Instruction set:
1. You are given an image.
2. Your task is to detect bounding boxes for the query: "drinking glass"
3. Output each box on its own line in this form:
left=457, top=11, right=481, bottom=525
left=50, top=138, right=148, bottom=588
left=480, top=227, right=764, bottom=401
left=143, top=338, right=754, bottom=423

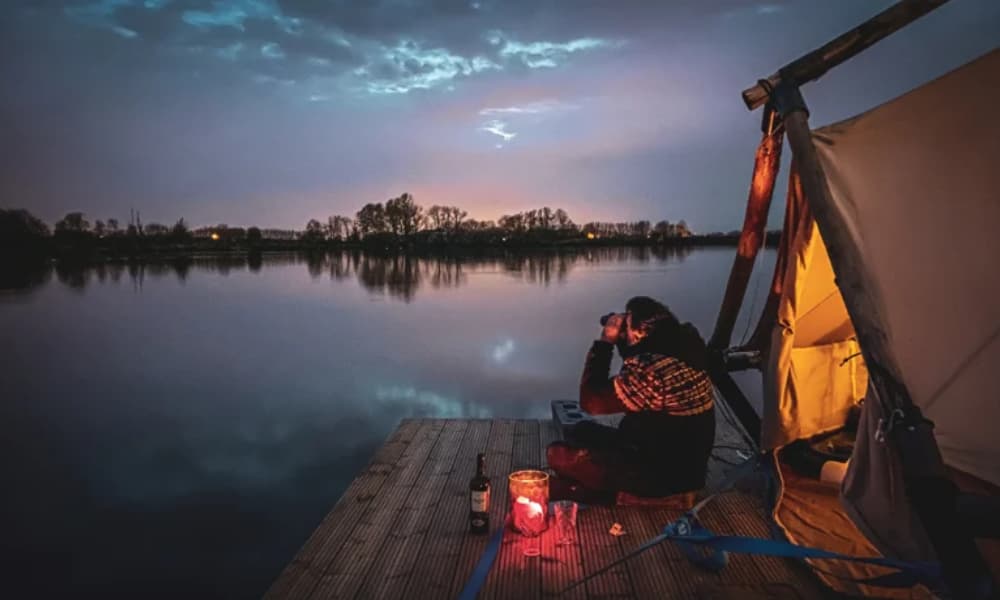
left=554, top=500, right=578, bottom=546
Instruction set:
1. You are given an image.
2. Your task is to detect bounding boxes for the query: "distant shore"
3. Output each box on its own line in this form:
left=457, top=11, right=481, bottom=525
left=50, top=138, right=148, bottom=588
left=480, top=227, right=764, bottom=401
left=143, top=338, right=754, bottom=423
left=8, top=232, right=777, bottom=263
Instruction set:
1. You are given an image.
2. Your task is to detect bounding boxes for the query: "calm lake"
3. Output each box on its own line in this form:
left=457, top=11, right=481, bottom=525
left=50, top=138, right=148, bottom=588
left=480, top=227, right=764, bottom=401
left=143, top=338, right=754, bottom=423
left=0, top=246, right=773, bottom=598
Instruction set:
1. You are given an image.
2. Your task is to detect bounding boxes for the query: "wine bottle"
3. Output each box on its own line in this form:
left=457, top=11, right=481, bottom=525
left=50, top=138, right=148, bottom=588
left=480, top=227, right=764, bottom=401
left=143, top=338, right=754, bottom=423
left=469, top=453, right=490, bottom=534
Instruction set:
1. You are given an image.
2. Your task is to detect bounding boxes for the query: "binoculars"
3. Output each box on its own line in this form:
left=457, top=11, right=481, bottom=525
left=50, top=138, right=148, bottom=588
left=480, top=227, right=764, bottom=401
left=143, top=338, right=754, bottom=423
left=600, top=312, right=621, bottom=327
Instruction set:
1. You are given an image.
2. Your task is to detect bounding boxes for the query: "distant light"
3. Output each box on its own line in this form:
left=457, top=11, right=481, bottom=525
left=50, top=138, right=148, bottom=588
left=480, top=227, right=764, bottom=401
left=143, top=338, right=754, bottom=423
left=211, top=232, right=220, bottom=241
left=586, top=232, right=596, bottom=240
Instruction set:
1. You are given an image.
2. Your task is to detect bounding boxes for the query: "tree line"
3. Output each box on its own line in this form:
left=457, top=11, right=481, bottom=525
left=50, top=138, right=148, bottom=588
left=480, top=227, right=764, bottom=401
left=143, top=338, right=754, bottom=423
left=2, top=193, right=706, bottom=257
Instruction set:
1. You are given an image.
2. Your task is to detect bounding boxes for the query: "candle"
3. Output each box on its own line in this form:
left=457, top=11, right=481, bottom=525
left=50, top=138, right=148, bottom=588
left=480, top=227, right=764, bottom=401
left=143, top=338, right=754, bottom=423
left=508, top=469, right=549, bottom=535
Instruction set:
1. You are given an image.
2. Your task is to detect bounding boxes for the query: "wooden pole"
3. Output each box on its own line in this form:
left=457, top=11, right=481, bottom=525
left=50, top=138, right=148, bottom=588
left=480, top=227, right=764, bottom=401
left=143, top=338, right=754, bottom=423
left=776, top=83, right=993, bottom=599
left=709, top=108, right=783, bottom=351
left=741, top=0, right=950, bottom=111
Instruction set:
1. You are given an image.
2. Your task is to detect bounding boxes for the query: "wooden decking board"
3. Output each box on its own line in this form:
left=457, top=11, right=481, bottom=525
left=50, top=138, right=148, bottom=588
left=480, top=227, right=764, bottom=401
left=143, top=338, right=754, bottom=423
left=538, top=421, right=586, bottom=600
left=576, top=505, right=636, bottom=598
left=490, top=420, right=544, bottom=600
left=268, top=418, right=830, bottom=599
left=309, top=419, right=447, bottom=598
left=612, top=506, right=685, bottom=599
left=482, top=421, right=541, bottom=600
left=450, top=419, right=517, bottom=599
left=264, top=418, right=422, bottom=599
left=401, top=419, right=493, bottom=599
left=355, top=419, right=470, bottom=599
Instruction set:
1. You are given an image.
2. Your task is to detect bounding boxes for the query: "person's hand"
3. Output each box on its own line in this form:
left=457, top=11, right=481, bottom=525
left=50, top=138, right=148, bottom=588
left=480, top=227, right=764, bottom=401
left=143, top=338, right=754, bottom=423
left=600, top=313, right=625, bottom=344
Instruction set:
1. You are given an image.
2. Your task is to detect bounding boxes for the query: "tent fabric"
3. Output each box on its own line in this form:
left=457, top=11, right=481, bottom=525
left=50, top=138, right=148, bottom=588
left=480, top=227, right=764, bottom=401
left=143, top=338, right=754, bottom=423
left=761, top=167, right=868, bottom=451
left=773, top=460, right=934, bottom=599
left=812, top=47, right=1000, bottom=487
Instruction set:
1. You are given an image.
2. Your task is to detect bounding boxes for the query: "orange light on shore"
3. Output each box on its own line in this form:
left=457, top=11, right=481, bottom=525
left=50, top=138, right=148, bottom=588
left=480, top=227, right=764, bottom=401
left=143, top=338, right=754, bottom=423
left=586, top=232, right=596, bottom=240
left=210, top=232, right=220, bottom=241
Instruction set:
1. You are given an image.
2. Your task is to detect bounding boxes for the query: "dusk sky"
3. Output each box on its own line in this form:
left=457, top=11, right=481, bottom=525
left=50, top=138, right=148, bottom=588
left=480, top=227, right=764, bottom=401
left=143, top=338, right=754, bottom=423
left=3, top=1, right=998, bottom=231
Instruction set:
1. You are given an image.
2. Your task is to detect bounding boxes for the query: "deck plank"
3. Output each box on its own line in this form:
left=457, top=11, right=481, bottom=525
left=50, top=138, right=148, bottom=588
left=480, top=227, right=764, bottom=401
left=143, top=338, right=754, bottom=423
left=539, top=421, right=586, bottom=600
left=449, top=419, right=517, bottom=598
left=267, top=418, right=834, bottom=600
left=354, top=419, right=470, bottom=599
left=307, top=418, right=446, bottom=598
left=401, top=419, right=493, bottom=599
left=264, top=418, right=423, bottom=599
left=577, top=505, right=635, bottom=599
left=486, top=420, right=543, bottom=600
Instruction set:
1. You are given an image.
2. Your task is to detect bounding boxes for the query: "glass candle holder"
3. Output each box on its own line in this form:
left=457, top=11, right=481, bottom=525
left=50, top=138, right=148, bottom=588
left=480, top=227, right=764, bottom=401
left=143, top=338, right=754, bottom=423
left=508, top=470, right=549, bottom=536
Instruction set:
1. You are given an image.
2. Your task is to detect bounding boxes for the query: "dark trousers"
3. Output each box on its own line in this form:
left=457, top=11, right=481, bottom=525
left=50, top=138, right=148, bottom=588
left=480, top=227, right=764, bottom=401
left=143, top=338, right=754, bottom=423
left=547, top=411, right=714, bottom=498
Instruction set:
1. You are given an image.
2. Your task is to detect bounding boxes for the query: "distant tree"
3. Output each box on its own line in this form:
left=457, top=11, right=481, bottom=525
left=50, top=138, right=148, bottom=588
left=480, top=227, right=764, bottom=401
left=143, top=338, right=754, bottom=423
left=246, top=227, right=262, bottom=244
left=356, top=203, right=387, bottom=236
left=107, top=218, right=120, bottom=234
left=0, top=208, right=50, bottom=250
left=676, top=220, right=692, bottom=237
left=54, top=212, right=90, bottom=234
left=445, top=206, right=467, bottom=231
left=303, top=219, right=326, bottom=242
left=326, top=215, right=352, bottom=241
left=171, top=218, right=190, bottom=240
left=94, top=219, right=106, bottom=237
left=426, top=205, right=445, bottom=230
left=385, top=193, right=422, bottom=235
left=554, top=208, right=574, bottom=230
left=144, top=223, right=169, bottom=236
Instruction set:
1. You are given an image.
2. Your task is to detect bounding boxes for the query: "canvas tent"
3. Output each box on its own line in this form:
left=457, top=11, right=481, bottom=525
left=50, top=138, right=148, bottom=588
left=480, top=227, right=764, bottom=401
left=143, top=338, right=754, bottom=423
left=709, top=6, right=999, bottom=596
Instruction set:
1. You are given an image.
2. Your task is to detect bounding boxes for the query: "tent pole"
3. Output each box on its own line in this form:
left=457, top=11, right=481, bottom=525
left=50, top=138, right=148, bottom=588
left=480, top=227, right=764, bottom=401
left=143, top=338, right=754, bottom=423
left=742, top=0, right=951, bottom=110
left=709, top=106, right=783, bottom=352
left=773, top=81, right=994, bottom=599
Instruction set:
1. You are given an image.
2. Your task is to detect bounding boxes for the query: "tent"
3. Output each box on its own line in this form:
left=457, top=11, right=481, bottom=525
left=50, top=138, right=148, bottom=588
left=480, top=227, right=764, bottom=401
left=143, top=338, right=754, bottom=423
left=709, top=3, right=1000, bottom=597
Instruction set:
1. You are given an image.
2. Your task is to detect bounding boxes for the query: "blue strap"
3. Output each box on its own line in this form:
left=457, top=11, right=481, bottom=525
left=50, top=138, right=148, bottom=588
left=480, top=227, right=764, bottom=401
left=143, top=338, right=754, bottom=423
left=457, top=525, right=505, bottom=600
left=660, top=513, right=943, bottom=589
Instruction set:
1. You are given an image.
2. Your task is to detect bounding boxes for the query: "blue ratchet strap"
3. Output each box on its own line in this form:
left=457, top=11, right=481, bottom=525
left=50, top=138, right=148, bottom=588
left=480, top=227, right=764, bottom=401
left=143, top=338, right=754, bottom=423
left=457, top=524, right=505, bottom=600
left=660, top=489, right=943, bottom=590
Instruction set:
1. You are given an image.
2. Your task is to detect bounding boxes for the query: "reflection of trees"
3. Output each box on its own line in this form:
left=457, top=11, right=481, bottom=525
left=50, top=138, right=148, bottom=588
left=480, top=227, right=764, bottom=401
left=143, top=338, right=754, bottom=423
left=0, top=258, right=52, bottom=293
left=0, top=246, right=696, bottom=298
left=357, top=254, right=421, bottom=302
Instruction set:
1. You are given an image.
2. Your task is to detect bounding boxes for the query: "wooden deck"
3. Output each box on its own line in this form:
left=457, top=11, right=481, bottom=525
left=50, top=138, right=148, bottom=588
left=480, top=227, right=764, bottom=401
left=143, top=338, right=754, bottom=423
left=266, top=414, right=831, bottom=599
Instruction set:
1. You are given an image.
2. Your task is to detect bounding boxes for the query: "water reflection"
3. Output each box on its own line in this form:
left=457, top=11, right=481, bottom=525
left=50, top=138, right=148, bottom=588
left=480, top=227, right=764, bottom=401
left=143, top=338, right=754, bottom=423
left=0, top=246, right=692, bottom=301
left=0, top=244, right=772, bottom=599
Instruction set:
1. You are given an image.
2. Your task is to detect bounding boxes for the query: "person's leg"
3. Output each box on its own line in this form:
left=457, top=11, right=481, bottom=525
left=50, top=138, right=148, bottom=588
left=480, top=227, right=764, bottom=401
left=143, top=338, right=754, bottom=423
left=564, top=420, right=628, bottom=451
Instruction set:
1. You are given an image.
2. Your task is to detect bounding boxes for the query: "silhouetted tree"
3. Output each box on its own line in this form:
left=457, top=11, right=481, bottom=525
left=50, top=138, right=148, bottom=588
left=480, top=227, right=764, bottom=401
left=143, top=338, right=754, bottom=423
left=303, top=219, right=325, bottom=242
left=326, top=215, right=352, bottom=241
left=246, top=227, right=262, bottom=245
left=356, top=202, right=387, bottom=236
left=55, top=212, right=90, bottom=234
left=107, top=218, right=120, bottom=234
left=385, top=193, right=422, bottom=235
left=171, top=218, right=191, bottom=240
left=144, top=223, right=169, bottom=236
left=0, top=208, right=50, bottom=251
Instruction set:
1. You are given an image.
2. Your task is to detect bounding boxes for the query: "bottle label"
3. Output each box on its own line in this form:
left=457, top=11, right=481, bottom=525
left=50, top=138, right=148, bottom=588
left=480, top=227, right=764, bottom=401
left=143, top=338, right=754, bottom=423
left=471, top=490, right=489, bottom=513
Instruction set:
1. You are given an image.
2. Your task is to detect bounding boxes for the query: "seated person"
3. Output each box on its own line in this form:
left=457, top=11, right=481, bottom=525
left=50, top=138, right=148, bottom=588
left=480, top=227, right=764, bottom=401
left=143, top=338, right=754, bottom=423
left=548, top=296, right=715, bottom=502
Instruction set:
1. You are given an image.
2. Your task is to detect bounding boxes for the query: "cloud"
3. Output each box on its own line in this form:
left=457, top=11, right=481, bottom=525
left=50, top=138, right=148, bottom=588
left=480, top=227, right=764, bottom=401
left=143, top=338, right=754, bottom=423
left=260, top=41, right=284, bottom=58
left=489, top=31, right=621, bottom=69
left=359, top=40, right=499, bottom=95
left=480, top=120, right=516, bottom=142
left=479, top=99, right=577, bottom=116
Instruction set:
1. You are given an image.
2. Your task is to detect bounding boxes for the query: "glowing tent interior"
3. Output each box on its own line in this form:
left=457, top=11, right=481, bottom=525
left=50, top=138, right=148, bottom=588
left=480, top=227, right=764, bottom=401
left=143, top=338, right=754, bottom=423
left=709, top=2, right=1000, bottom=597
